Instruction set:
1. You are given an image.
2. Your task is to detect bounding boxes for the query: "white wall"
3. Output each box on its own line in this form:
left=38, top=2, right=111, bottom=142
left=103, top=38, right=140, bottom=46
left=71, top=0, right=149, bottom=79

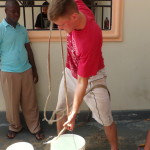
left=0, top=0, right=150, bottom=111
left=103, top=0, right=150, bottom=110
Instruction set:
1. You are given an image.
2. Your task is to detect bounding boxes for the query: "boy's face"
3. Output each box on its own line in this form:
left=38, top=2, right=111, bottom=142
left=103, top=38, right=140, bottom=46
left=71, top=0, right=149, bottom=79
left=54, top=15, right=76, bottom=33
left=5, top=5, right=20, bottom=24
left=42, top=6, right=48, bottom=14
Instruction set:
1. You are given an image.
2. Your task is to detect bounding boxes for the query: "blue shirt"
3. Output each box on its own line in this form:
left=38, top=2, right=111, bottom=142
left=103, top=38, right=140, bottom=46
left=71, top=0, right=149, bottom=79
left=0, top=19, right=31, bottom=72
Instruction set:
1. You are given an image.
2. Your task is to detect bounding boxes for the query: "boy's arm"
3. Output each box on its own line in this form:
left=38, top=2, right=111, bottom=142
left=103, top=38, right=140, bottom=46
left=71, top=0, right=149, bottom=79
left=25, top=43, right=38, bottom=83
left=63, top=75, right=88, bottom=130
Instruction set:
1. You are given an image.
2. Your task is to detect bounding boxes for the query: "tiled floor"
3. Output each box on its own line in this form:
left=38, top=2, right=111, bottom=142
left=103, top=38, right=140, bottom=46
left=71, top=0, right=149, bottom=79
left=0, top=111, right=150, bottom=150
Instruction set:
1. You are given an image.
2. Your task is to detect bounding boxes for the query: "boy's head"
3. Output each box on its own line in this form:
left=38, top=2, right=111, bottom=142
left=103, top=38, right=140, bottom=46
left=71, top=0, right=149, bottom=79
left=48, top=0, right=79, bottom=33
left=42, top=1, right=49, bottom=14
left=5, top=0, right=20, bottom=24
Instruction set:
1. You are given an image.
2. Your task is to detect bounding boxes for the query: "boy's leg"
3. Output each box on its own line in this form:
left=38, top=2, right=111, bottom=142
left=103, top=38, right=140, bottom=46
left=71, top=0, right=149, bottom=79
left=56, top=68, right=76, bottom=133
left=84, top=77, right=118, bottom=150
left=104, top=122, right=118, bottom=150
left=20, top=69, right=41, bottom=134
left=144, top=130, right=150, bottom=150
left=0, top=71, right=22, bottom=135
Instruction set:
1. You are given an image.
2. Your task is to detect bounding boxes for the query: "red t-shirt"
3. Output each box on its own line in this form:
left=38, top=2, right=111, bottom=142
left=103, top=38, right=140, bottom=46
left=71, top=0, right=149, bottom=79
left=66, top=0, right=104, bottom=78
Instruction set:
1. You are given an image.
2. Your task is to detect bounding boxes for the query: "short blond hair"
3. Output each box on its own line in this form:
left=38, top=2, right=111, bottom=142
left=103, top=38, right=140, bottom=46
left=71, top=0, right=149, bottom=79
left=48, top=0, right=79, bottom=21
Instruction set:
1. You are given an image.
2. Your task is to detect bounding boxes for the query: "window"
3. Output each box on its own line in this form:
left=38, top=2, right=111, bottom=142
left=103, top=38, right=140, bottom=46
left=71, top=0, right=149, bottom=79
left=0, top=0, right=54, bottom=30
left=29, top=0, right=124, bottom=42
left=0, top=0, right=123, bottom=42
left=83, top=0, right=112, bottom=30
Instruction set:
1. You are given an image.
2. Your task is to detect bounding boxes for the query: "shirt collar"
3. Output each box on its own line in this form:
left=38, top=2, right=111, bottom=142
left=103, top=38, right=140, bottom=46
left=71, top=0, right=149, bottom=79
left=2, top=19, right=20, bottom=28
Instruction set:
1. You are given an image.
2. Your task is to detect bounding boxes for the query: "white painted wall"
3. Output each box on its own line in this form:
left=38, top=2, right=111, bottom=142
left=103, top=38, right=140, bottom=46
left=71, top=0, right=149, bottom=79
left=103, top=0, right=150, bottom=110
left=0, top=0, right=150, bottom=111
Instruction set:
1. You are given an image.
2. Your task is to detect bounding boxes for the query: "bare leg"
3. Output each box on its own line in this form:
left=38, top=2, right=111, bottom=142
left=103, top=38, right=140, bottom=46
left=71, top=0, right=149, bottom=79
left=56, top=114, right=67, bottom=134
left=104, top=122, right=118, bottom=150
left=144, top=130, right=150, bottom=150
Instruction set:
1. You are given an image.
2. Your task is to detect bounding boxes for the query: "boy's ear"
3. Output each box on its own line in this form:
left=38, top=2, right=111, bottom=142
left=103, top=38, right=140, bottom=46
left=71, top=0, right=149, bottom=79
left=71, top=12, right=79, bottom=20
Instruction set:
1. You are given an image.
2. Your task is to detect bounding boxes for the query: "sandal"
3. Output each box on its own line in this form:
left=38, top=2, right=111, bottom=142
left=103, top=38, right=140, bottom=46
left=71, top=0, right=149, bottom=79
left=35, top=130, right=45, bottom=140
left=7, top=130, right=17, bottom=139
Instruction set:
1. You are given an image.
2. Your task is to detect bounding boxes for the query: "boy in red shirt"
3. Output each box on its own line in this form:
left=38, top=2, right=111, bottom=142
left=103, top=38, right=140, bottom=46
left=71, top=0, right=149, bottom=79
left=48, top=0, right=118, bottom=149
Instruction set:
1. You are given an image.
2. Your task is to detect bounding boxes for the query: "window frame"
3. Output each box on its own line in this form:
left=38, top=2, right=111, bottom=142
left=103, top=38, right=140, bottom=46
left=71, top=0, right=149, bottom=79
left=28, top=0, right=124, bottom=42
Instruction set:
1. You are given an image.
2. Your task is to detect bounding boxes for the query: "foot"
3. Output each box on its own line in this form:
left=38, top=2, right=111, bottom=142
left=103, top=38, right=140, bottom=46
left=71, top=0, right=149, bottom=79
left=35, top=130, right=45, bottom=140
left=7, top=130, right=17, bottom=139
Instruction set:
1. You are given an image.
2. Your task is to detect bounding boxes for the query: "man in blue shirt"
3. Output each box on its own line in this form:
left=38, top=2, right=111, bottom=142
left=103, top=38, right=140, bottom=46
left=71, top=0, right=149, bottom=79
left=0, top=0, right=44, bottom=140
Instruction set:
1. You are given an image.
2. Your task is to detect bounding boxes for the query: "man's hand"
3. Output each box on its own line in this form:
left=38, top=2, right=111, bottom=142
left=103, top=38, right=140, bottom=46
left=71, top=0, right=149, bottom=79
left=32, top=69, right=38, bottom=84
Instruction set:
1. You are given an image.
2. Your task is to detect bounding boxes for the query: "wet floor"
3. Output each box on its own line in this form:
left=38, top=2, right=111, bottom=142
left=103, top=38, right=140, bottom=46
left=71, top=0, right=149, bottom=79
left=0, top=111, right=150, bottom=150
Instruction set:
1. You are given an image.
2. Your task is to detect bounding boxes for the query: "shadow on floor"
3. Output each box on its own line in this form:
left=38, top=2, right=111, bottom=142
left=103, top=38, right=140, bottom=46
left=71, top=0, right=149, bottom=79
left=0, top=110, right=150, bottom=150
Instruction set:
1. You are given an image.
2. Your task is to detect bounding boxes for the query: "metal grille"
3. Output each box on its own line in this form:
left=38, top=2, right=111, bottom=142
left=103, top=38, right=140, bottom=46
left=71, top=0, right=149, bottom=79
left=0, top=0, right=112, bottom=30
left=83, top=0, right=112, bottom=30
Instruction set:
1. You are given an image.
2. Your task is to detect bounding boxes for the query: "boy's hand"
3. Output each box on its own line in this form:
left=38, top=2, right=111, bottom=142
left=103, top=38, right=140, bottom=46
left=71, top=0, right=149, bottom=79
left=63, top=112, right=77, bottom=131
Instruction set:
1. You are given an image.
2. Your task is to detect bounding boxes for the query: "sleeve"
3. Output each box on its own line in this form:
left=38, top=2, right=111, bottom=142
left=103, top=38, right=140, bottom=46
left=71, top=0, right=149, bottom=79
left=0, top=26, right=2, bottom=54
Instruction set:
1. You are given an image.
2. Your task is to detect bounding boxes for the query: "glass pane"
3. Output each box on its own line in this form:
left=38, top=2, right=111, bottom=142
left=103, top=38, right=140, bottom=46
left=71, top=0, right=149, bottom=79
left=0, top=0, right=112, bottom=30
left=84, top=0, right=112, bottom=30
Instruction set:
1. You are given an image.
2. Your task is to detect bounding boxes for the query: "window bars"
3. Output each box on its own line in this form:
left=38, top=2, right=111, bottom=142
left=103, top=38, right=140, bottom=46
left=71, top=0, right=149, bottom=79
left=0, top=0, right=112, bottom=30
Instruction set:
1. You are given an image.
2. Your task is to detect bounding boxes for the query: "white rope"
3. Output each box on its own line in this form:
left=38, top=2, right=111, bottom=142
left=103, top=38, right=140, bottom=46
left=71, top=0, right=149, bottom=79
left=43, top=23, right=69, bottom=125
left=42, top=21, right=53, bottom=123
left=59, top=29, right=70, bottom=117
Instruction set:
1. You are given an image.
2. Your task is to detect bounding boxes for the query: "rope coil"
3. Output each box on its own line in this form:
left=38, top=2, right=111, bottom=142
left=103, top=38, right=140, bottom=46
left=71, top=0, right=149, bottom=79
left=43, top=23, right=69, bottom=124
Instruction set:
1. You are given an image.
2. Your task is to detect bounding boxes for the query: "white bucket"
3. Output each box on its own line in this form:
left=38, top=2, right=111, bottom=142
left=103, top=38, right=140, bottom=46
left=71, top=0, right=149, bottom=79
left=50, top=134, right=86, bottom=150
left=6, top=142, right=34, bottom=150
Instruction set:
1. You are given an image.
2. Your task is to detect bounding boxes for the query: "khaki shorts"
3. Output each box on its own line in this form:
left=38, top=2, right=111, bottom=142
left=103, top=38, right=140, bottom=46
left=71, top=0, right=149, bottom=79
left=56, top=68, right=113, bottom=126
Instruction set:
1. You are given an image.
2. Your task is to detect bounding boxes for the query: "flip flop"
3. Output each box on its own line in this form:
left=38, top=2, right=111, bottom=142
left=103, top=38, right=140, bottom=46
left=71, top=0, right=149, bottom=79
left=7, top=130, right=17, bottom=139
left=35, top=129, right=45, bottom=140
